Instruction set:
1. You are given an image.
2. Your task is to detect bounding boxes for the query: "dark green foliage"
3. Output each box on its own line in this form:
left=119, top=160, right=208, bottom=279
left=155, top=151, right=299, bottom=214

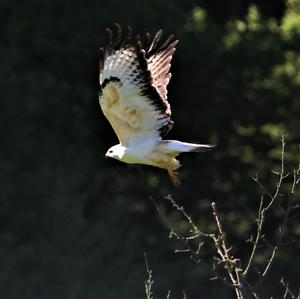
left=0, top=0, right=299, bottom=298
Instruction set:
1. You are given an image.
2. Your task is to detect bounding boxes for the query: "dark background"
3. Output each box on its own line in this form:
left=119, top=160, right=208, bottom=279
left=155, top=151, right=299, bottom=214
left=1, top=0, right=300, bottom=298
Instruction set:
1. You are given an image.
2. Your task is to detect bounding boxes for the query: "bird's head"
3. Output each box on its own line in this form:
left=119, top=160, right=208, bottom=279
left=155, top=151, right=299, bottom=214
left=105, top=144, right=126, bottom=161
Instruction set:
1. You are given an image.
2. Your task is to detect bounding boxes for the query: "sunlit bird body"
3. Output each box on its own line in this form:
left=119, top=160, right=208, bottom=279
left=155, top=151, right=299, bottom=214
left=99, top=24, right=214, bottom=186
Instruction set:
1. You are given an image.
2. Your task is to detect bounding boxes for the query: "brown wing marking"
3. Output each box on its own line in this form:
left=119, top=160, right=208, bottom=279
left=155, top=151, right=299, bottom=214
left=99, top=24, right=178, bottom=137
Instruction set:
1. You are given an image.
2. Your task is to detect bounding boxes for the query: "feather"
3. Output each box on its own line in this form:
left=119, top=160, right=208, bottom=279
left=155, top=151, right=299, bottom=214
left=99, top=24, right=177, bottom=145
left=98, top=25, right=215, bottom=186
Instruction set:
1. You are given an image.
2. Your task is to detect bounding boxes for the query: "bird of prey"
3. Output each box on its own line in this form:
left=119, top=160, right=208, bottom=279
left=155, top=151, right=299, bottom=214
left=99, top=24, right=214, bottom=186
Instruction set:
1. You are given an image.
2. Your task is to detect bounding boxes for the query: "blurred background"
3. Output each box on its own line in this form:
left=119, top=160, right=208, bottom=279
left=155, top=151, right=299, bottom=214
left=1, top=0, right=300, bottom=298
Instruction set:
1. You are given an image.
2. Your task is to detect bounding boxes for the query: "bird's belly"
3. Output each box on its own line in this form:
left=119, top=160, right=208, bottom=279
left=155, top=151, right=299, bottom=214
left=122, top=153, right=155, bottom=165
left=121, top=145, right=157, bottom=166
left=121, top=155, right=143, bottom=164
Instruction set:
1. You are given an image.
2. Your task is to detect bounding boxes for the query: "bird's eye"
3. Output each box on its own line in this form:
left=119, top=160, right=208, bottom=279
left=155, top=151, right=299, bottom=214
left=109, top=150, right=113, bottom=153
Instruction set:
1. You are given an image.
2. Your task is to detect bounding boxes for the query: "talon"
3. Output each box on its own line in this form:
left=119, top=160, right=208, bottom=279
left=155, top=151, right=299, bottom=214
left=167, top=168, right=181, bottom=187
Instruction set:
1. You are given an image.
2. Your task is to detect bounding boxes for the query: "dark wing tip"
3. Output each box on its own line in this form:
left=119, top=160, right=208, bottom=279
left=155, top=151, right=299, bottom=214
left=159, top=120, right=174, bottom=137
left=99, top=25, right=177, bottom=137
left=99, top=47, right=105, bottom=70
left=101, top=25, right=178, bottom=60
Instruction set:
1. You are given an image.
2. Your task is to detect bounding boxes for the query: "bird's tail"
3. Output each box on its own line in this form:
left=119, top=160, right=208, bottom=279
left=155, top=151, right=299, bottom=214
left=158, top=140, right=216, bottom=153
left=156, top=140, right=215, bottom=187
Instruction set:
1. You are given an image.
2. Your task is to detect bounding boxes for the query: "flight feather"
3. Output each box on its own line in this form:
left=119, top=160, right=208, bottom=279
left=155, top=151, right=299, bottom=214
left=99, top=24, right=215, bottom=186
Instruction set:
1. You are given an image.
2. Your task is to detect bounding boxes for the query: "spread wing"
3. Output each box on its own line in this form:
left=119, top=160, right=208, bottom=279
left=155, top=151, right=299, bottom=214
left=99, top=24, right=178, bottom=147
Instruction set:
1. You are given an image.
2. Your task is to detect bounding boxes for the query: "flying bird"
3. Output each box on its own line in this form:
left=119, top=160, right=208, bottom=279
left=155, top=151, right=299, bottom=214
left=99, top=24, right=214, bottom=186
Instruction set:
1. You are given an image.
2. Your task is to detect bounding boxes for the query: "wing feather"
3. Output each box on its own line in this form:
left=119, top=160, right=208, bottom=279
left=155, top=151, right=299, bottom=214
left=99, top=24, right=178, bottom=145
left=147, top=39, right=178, bottom=102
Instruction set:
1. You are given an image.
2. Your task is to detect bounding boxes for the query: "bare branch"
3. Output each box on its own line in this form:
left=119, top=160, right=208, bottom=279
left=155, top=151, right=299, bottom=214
left=144, top=254, right=154, bottom=299
left=150, top=196, right=245, bottom=292
left=165, top=194, right=210, bottom=238
left=281, top=278, right=300, bottom=299
left=253, top=136, right=298, bottom=289
left=166, top=290, right=171, bottom=299
left=243, top=194, right=265, bottom=276
left=148, top=136, right=300, bottom=299
left=265, top=135, right=286, bottom=211
left=243, top=135, right=296, bottom=285
left=211, top=202, right=244, bottom=299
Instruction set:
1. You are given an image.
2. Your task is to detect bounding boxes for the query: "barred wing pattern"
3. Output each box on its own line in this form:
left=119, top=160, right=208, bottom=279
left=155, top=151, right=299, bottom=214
left=99, top=24, right=178, bottom=146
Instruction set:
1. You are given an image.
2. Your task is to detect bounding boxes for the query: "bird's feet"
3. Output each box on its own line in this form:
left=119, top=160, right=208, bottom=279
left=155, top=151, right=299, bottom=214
left=167, top=168, right=181, bottom=187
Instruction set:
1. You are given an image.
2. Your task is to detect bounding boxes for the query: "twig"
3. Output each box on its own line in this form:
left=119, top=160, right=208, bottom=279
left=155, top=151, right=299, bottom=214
left=148, top=136, right=300, bottom=299
left=281, top=278, right=300, bottom=299
left=165, top=194, right=210, bottom=238
left=265, top=136, right=286, bottom=211
left=243, top=136, right=291, bottom=283
left=150, top=196, right=208, bottom=263
left=211, top=202, right=244, bottom=299
left=166, top=290, right=171, bottom=299
left=253, top=137, right=298, bottom=289
left=150, top=196, right=244, bottom=291
left=144, top=254, right=154, bottom=299
left=243, top=194, right=265, bottom=277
